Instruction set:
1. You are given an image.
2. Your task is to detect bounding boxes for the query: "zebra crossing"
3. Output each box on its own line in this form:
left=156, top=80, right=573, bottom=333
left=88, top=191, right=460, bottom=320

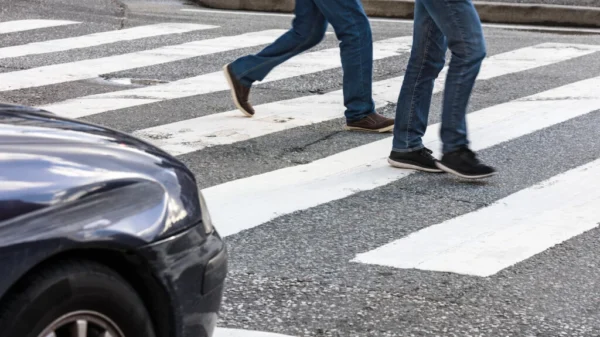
left=2, top=16, right=600, bottom=336
left=353, top=158, right=600, bottom=277
left=199, top=46, right=600, bottom=238
left=129, top=43, right=600, bottom=156
left=0, top=19, right=78, bottom=35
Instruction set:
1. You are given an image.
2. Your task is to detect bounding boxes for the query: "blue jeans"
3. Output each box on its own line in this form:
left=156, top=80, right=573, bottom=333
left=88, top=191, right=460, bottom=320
left=228, top=0, right=375, bottom=122
left=392, top=0, right=487, bottom=154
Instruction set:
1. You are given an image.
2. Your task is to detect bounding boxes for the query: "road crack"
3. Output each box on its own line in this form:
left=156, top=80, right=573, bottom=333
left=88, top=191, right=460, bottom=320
left=0, top=64, right=27, bottom=71
left=287, top=131, right=341, bottom=154
left=447, top=197, right=490, bottom=208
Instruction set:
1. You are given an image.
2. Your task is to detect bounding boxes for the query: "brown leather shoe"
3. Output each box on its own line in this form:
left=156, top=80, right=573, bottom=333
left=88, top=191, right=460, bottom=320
left=223, top=63, right=255, bottom=117
left=344, top=113, right=394, bottom=133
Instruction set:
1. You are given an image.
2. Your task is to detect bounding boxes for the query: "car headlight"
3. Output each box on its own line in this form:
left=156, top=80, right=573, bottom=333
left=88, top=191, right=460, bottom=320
left=198, top=190, right=214, bottom=234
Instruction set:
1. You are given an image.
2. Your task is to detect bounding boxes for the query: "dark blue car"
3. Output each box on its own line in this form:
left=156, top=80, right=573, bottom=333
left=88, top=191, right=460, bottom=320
left=0, top=103, right=227, bottom=337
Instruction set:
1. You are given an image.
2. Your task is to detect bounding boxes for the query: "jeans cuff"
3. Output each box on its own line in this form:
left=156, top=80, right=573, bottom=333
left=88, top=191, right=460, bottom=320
left=239, top=77, right=253, bottom=88
left=391, top=144, right=425, bottom=153
left=346, top=111, right=375, bottom=123
left=229, top=61, right=254, bottom=87
left=442, top=142, right=469, bottom=154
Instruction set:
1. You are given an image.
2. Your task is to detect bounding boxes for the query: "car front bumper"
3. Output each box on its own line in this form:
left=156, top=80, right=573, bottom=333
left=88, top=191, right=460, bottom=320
left=137, top=224, right=228, bottom=337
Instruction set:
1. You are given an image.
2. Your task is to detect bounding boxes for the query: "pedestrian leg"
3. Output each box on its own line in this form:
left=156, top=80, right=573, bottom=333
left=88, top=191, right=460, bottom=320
left=223, top=0, right=327, bottom=116
left=311, top=0, right=395, bottom=132
left=419, top=0, right=496, bottom=178
left=388, top=0, right=447, bottom=173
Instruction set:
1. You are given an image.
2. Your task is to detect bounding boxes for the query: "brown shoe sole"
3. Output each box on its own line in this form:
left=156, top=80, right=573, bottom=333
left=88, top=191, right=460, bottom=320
left=344, top=124, right=394, bottom=133
left=223, top=64, right=253, bottom=117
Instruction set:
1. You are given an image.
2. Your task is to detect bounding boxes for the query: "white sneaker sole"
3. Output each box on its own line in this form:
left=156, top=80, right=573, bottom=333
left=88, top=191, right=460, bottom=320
left=387, top=158, right=444, bottom=173
left=435, top=161, right=496, bottom=179
left=344, top=124, right=394, bottom=133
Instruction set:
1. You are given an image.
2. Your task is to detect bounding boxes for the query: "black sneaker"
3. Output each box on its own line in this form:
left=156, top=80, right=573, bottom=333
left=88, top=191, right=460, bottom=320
left=435, top=147, right=496, bottom=179
left=388, top=148, right=443, bottom=173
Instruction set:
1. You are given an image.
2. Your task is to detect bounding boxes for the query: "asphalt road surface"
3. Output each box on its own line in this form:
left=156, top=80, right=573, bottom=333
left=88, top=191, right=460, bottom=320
left=1, top=0, right=600, bottom=336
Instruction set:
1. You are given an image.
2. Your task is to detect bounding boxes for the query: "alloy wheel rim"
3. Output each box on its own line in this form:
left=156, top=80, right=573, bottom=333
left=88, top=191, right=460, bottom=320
left=37, top=310, right=125, bottom=337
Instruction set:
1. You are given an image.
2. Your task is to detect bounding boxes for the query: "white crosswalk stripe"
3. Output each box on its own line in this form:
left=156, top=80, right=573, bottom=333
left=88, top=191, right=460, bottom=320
left=352, top=158, right=600, bottom=277
left=2, top=20, right=600, bottom=333
left=0, top=29, right=286, bottom=92
left=0, top=23, right=217, bottom=60
left=0, top=19, right=78, bottom=34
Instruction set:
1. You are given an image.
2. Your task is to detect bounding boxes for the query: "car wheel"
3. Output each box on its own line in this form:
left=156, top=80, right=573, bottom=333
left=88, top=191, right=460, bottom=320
left=0, top=259, right=157, bottom=337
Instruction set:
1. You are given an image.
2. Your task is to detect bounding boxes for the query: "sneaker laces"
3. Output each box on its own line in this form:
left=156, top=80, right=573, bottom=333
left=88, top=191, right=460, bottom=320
left=419, top=147, right=435, bottom=159
left=457, top=147, right=480, bottom=164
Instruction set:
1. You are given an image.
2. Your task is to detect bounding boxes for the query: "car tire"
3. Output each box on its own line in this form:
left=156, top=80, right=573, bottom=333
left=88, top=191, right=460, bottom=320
left=0, top=258, right=157, bottom=337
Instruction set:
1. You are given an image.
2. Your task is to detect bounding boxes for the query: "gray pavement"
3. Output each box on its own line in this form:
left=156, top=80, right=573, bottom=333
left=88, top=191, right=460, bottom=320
left=1, top=1, right=600, bottom=336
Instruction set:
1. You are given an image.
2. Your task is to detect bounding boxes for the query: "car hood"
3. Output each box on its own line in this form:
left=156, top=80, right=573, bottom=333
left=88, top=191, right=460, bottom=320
left=0, top=103, right=202, bottom=240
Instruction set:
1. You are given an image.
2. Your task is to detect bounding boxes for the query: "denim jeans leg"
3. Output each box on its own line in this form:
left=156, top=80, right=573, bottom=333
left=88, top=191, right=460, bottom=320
left=311, top=0, right=375, bottom=122
left=419, top=0, right=487, bottom=154
left=392, top=0, right=447, bottom=153
left=229, top=0, right=328, bottom=87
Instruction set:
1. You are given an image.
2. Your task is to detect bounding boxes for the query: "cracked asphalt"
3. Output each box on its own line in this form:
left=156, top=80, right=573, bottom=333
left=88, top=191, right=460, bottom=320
left=2, top=0, right=600, bottom=336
